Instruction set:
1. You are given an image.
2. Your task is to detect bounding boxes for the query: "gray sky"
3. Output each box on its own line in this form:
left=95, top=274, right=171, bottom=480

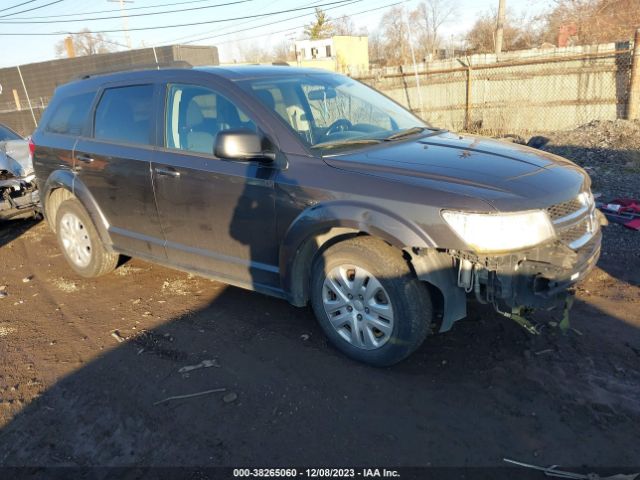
left=0, top=0, right=551, bottom=67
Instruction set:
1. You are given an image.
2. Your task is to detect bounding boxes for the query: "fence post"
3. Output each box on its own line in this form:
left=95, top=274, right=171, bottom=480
left=16, top=65, right=37, bottom=128
left=465, top=65, right=473, bottom=131
left=628, top=28, right=640, bottom=120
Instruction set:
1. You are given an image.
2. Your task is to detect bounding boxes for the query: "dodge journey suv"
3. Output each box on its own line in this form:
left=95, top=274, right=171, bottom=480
left=32, top=65, right=603, bottom=366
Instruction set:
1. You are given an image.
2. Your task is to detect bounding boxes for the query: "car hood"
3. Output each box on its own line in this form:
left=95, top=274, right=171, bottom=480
left=324, top=131, right=589, bottom=211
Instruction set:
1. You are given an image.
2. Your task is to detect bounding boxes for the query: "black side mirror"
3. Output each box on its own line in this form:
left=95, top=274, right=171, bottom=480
left=214, top=129, right=275, bottom=162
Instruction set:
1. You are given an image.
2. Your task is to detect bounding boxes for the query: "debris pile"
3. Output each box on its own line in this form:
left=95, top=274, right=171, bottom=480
left=522, top=120, right=640, bottom=255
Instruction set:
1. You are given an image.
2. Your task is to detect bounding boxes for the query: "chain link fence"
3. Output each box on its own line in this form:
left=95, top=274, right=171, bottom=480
left=1, top=41, right=637, bottom=139
left=358, top=44, right=636, bottom=137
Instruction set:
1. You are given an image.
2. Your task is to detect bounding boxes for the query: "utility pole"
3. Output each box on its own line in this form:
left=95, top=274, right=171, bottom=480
left=64, top=36, right=76, bottom=58
left=495, top=0, right=506, bottom=55
left=404, top=9, right=424, bottom=116
left=628, top=28, right=640, bottom=120
left=108, top=0, right=134, bottom=49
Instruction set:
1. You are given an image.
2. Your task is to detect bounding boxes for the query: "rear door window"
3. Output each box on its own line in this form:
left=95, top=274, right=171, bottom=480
left=45, top=92, right=95, bottom=135
left=94, top=85, right=154, bottom=145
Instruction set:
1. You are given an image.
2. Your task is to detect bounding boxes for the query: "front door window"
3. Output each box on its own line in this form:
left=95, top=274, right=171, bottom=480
left=165, top=84, right=257, bottom=155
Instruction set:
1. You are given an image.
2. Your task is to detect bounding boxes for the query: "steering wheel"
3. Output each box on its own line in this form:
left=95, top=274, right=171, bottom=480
left=325, top=119, right=353, bottom=136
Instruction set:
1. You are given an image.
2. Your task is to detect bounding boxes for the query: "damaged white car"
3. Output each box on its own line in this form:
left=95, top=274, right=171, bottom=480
left=0, top=124, right=40, bottom=221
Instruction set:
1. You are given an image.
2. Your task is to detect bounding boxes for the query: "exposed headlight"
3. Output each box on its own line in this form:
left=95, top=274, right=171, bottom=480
left=441, top=210, right=555, bottom=253
left=577, top=190, right=594, bottom=208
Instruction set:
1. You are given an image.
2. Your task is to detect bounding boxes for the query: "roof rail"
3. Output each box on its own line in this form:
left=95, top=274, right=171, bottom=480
left=272, top=61, right=290, bottom=66
left=76, top=61, right=192, bottom=80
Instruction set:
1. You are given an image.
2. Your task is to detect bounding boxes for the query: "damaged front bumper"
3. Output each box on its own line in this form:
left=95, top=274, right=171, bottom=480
left=460, top=230, right=601, bottom=313
left=0, top=139, right=41, bottom=221
left=411, top=210, right=603, bottom=333
left=0, top=177, right=40, bottom=220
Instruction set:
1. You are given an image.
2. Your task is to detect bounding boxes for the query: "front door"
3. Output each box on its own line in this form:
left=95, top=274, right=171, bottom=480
left=152, top=83, right=279, bottom=292
left=74, top=83, right=166, bottom=258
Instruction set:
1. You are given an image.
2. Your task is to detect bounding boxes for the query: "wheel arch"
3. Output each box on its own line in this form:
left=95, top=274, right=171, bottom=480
left=280, top=201, right=437, bottom=307
left=41, top=170, right=113, bottom=249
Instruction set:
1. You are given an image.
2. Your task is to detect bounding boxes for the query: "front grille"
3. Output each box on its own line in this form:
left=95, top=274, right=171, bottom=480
left=547, top=198, right=584, bottom=222
left=557, top=216, right=591, bottom=245
left=547, top=193, right=597, bottom=250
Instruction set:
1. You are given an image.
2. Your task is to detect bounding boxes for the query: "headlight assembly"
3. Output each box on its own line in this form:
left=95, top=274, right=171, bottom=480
left=441, top=210, right=556, bottom=253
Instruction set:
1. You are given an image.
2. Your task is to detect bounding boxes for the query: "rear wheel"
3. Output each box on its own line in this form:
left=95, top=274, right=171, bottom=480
left=55, top=198, right=119, bottom=278
left=310, top=237, right=432, bottom=366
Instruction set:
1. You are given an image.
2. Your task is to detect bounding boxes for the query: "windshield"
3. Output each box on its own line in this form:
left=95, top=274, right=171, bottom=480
left=238, top=73, right=428, bottom=151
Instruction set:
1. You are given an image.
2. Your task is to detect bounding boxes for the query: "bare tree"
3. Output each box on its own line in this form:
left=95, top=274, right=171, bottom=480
left=237, top=41, right=271, bottom=63
left=304, top=8, right=335, bottom=40
left=271, top=40, right=295, bottom=62
left=54, top=29, right=118, bottom=57
left=379, top=6, right=412, bottom=66
left=466, top=8, right=543, bottom=53
left=540, top=0, right=640, bottom=45
left=367, top=30, right=383, bottom=64
left=413, top=0, right=457, bottom=57
left=333, top=15, right=357, bottom=36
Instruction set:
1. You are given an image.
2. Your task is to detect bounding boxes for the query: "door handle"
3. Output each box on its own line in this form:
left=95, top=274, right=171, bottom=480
left=155, top=167, right=181, bottom=178
left=76, top=154, right=94, bottom=163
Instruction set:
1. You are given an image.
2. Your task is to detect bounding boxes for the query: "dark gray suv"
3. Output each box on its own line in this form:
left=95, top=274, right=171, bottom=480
left=32, top=65, right=603, bottom=366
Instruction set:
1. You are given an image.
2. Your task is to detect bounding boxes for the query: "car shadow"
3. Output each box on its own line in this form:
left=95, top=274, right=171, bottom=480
left=0, top=265, right=639, bottom=470
left=0, top=218, right=40, bottom=249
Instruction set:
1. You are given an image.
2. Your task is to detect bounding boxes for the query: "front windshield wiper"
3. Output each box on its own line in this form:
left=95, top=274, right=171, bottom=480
left=311, top=138, right=383, bottom=150
left=384, top=126, right=449, bottom=141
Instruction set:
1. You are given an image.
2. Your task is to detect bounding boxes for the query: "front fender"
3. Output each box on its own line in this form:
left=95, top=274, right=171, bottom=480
left=279, top=201, right=436, bottom=305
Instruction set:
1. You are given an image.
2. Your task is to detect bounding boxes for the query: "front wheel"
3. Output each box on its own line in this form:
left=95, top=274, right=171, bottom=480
left=310, top=237, right=432, bottom=366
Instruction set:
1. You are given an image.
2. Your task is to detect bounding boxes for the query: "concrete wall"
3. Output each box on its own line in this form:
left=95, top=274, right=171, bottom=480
left=358, top=42, right=633, bottom=134
left=333, top=36, right=369, bottom=74
left=295, top=36, right=369, bottom=75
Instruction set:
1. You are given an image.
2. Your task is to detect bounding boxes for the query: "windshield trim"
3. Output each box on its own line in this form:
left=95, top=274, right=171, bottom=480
left=318, top=129, right=447, bottom=157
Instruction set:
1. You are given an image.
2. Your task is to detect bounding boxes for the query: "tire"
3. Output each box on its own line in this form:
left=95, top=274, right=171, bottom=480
left=310, top=237, right=432, bottom=366
left=55, top=198, right=119, bottom=278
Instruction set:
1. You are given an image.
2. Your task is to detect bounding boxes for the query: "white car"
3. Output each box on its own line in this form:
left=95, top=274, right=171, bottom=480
left=0, top=124, right=40, bottom=221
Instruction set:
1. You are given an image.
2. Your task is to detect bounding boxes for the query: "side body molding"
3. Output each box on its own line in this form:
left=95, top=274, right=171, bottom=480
left=279, top=201, right=437, bottom=306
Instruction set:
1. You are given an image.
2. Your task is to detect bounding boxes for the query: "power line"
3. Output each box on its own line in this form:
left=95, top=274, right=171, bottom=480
left=162, top=0, right=280, bottom=44
left=0, top=0, right=253, bottom=23
left=0, top=0, right=39, bottom=14
left=162, top=0, right=345, bottom=45
left=181, top=0, right=363, bottom=45
left=0, top=0, right=65, bottom=19
left=0, top=0, right=359, bottom=34
left=4, top=0, right=215, bottom=20
left=186, top=0, right=404, bottom=46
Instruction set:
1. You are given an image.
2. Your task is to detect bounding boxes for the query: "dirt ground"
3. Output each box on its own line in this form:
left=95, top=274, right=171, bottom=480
left=0, top=218, right=638, bottom=471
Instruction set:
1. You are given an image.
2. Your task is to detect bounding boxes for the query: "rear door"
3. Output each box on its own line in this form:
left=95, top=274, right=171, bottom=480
left=73, top=82, right=165, bottom=258
left=152, top=81, right=280, bottom=291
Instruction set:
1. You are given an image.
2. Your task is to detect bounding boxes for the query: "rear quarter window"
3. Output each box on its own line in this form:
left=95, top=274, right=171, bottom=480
left=45, top=92, right=95, bottom=135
